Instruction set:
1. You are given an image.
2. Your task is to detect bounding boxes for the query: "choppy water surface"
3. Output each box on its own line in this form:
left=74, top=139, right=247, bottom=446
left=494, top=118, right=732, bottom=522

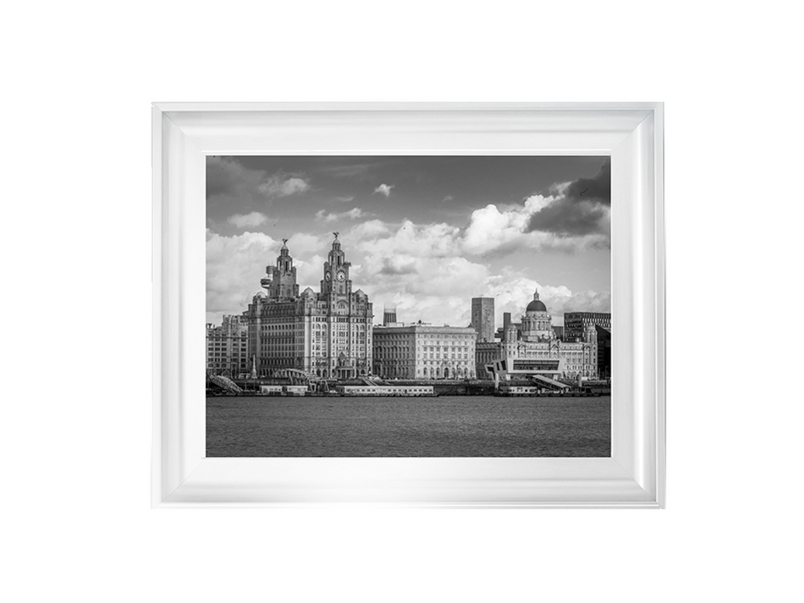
left=207, top=395, right=610, bottom=457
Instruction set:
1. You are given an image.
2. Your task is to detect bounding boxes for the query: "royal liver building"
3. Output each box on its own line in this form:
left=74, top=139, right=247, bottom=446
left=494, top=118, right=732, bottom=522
left=244, top=234, right=373, bottom=379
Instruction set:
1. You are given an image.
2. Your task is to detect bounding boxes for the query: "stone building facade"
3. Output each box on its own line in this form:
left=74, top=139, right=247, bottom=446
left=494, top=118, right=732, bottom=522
left=373, top=324, right=477, bottom=380
left=487, top=290, right=599, bottom=381
left=244, top=235, right=373, bottom=379
left=206, top=315, right=249, bottom=376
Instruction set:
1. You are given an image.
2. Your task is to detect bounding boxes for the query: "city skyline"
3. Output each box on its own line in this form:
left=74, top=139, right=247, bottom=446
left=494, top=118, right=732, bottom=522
left=207, top=156, right=611, bottom=328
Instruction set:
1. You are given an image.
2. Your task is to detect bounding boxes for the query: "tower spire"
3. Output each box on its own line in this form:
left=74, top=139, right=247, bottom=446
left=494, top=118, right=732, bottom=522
left=322, top=233, right=351, bottom=294
left=263, top=239, right=299, bottom=299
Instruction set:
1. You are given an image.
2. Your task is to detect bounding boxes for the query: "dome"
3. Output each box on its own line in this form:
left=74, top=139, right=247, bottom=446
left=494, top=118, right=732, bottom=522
left=526, top=299, right=547, bottom=313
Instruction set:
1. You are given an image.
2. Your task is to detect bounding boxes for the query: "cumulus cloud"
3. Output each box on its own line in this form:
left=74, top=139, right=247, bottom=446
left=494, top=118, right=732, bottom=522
left=337, top=220, right=609, bottom=327
left=287, top=232, right=329, bottom=257
left=315, top=207, right=369, bottom=223
left=227, top=211, right=268, bottom=228
left=461, top=197, right=607, bottom=256
left=374, top=183, right=394, bottom=197
left=259, top=174, right=310, bottom=197
left=350, top=219, right=392, bottom=240
left=352, top=219, right=462, bottom=260
left=355, top=252, right=492, bottom=327
left=206, top=230, right=278, bottom=324
left=462, top=203, right=531, bottom=255
left=442, top=158, right=613, bottom=254
left=378, top=257, right=419, bottom=276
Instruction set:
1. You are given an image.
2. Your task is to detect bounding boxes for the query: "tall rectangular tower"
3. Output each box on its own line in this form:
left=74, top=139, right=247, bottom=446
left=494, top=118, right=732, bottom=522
left=470, top=297, right=495, bottom=343
left=383, top=304, right=397, bottom=326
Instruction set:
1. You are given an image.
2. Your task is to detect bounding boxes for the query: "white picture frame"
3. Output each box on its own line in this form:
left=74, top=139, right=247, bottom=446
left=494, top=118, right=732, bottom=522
left=152, top=102, right=665, bottom=508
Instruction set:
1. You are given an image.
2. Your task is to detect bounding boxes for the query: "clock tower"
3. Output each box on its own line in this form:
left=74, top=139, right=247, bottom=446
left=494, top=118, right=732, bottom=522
left=246, top=232, right=373, bottom=381
left=321, top=232, right=352, bottom=295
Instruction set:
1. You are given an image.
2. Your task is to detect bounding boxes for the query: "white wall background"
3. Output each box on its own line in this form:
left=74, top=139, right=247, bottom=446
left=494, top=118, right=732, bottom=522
left=3, top=1, right=801, bottom=601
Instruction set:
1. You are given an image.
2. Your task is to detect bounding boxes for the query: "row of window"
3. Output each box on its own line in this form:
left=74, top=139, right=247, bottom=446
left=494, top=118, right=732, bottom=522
left=375, top=334, right=473, bottom=341
left=373, top=367, right=475, bottom=379
left=376, top=351, right=470, bottom=359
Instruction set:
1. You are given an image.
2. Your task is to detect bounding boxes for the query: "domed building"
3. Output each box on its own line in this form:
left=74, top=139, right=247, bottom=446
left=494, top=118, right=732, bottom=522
left=243, top=234, right=374, bottom=379
left=486, top=288, right=599, bottom=384
left=521, top=290, right=553, bottom=341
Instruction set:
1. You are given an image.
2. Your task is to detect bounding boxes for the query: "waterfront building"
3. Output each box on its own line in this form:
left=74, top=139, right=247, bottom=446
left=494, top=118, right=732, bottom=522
left=470, top=297, right=495, bottom=342
left=244, top=234, right=373, bottom=379
left=552, top=325, right=564, bottom=340
left=475, top=341, right=502, bottom=379
left=206, top=315, right=249, bottom=376
left=372, top=323, right=477, bottom=380
left=563, top=312, right=611, bottom=341
left=487, top=289, right=599, bottom=382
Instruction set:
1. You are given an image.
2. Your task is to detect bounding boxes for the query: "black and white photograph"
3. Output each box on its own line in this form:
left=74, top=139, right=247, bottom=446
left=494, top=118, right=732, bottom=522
left=9, top=0, right=804, bottom=601
left=205, top=155, right=612, bottom=457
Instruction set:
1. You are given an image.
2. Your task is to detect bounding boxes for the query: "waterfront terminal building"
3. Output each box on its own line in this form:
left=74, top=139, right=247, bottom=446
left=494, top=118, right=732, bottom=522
left=205, top=315, right=249, bottom=376
left=243, top=235, right=373, bottom=379
left=475, top=341, right=502, bottom=379
left=372, top=323, right=477, bottom=380
left=482, top=290, right=599, bottom=382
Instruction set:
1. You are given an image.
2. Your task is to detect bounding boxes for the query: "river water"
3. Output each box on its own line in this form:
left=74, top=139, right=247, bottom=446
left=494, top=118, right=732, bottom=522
left=207, top=395, right=610, bottom=457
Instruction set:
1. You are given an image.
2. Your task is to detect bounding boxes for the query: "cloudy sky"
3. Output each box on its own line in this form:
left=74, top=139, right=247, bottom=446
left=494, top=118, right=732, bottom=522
left=207, top=155, right=611, bottom=328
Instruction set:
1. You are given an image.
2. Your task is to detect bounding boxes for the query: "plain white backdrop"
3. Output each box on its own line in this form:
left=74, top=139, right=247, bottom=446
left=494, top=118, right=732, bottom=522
left=2, top=1, right=801, bottom=602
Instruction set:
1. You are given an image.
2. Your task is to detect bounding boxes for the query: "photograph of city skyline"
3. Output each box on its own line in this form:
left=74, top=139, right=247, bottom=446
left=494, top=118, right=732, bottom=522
left=206, top=156, right=612, bottom=457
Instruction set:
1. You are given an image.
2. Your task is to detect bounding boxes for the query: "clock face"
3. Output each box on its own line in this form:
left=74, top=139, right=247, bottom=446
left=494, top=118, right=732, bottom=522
left=324, top=272, right=331, bottom=281
left=336, top=271, right=346, bottom=282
